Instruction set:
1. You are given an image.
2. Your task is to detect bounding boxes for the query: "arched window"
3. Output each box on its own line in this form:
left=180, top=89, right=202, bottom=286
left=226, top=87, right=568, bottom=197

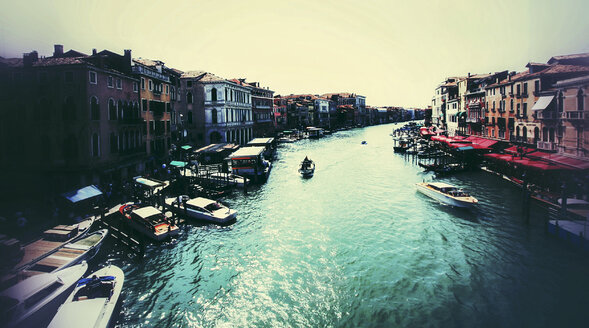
left=186, top=92, right=193, bottom=104
left=558, top=91, right=564, bottom=112
left=549, top=127, right=555, bottom=142
left=110, top=132, right=118, bottom=153
left=522, top=127, right=527, bottom=140
left=91, top=133, right=100, bottom=157
left=534, top=127, right=540, bottom=142
left=63, top=96, right=76, bottom=121
left=91, top=97, right=100, bottom=120
left=109, top=99, right=116, bottom=120
left=516, top=126, right=520, bottom=137
left=211, top=88, right=218, bottom=102
left=117, top=100, right=124, bottom=120
left=578, top=89, right=584, bottom=111
left=543, top=127, right=548, bottom=142
left=212, top=109, right=218, bottom=124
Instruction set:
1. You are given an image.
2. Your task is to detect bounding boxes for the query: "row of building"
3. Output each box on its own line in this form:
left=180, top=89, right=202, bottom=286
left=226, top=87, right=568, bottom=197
left=431, top=52, right=589, bottom=162
left=0, top=44, right=425, bottom=197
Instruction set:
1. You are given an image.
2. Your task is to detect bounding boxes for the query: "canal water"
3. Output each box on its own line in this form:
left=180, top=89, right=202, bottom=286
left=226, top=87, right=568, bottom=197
left=99, top=123, right=589, bottom=327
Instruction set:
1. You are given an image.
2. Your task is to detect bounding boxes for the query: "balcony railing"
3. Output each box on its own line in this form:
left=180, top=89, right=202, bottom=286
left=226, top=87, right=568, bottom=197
left=565, top=111, right=586, bottom=120
left=537, top=141, right=557, bottom=151
left=536, top=111, right=559, bottom=120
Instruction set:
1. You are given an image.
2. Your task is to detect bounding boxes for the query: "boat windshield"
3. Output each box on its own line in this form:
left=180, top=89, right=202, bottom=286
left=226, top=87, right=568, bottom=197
left=447, top=189, right=470, bottom=197
left=204, top=202, right=223, bottom=212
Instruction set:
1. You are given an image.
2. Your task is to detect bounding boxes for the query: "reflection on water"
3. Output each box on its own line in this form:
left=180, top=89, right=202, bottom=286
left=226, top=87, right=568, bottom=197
left=91, top=123, right=589, bottom=328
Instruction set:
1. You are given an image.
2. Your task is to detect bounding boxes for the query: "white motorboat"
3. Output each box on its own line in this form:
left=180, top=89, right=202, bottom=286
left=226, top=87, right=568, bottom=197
left=47, top=265, right=124, bottom=328
left=0, top=262, right=88, bottom=328
left=165, top=195, right=237, bottom=225
left=416, top=182, right=478, bottom=208
left=119, top=205, right=179, bottom=241
left=25, top=229, right=108, bottom=275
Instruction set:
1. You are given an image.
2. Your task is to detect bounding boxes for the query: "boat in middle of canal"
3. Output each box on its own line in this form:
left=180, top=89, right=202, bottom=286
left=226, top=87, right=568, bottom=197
left=415, top=182, right=478, bottom=208
left=165, top=195, right=237, bottom=225
left=119, top=205, right=179, bottom=241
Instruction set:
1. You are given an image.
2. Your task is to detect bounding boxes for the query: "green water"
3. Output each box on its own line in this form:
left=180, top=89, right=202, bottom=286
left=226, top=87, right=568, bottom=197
left=99, top=123, right=589, bottom=327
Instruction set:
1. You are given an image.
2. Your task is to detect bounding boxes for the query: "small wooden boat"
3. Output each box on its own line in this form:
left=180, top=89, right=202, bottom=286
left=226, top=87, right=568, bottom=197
left=24, top=229, right=108, bottom=276
left=47, top=265, right=124, bottom=328
left=299, top=157, right=315, bottom=178
left=416, top=182, right=478, bottom=208
left=165, top=195, right=237, bottom=225
left=0, top=262, right=88, bottom=328
left=119, top=205, right=179, bottom=241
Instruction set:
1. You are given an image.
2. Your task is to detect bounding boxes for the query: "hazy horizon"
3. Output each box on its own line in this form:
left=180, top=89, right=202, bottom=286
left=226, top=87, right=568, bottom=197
left=1, top=0, right=588, bottom=107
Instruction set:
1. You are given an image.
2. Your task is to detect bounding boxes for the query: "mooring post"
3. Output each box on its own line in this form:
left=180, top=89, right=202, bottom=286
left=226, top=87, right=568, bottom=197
left=521, top=172, right=530, bottom=224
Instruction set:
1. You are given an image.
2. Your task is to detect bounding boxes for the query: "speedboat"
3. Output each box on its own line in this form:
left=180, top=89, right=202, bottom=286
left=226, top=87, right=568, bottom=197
left=299, top=157, right=315, bottom=178
left=119, top=205, right=179, bottom=241
left=24, top=229, right=108, bottom=276
left=165, top=195, right=237, bottom=225
left=416, top=182, right=478, bottom=208
left=0, top=262, right=88, bottom=328
left=47, top=265, right=124, bottom=328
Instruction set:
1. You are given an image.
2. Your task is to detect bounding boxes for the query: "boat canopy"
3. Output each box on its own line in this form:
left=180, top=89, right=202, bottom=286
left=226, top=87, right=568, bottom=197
left=229, top=146, right=265, bottom=158
left=181, top=145, right=193, bottom=151
left=169, top=161, right=187, bottom=168
left=133, top=207, right=162, bottom=219
left=62, top=185, right=102, bottom=204
left=186, top=197, right=216, bottom=208
left=247, top=138, right=274, bottom=146
left=134, top=176, right=166, bottom=189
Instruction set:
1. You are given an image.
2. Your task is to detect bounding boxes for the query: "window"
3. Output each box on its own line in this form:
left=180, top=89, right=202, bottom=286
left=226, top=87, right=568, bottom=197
left=558, top=92, right=564, bottom=112
left=578, top=89, right=584, bottom=111
left=516, top=84, right=521, bottom=96
left=65, top=71, right=74, bottom=83
left=116, top=78, right=122, bottom=89
left=523, top=103, right=527, bottom=117
left=110, top=132, right=118, bottom=153
left=133, top=82, right=138, bottom=92
left=63, top=96, right=76, bottom=120
left=212, top=88, right=217, bottom=101
left=186, top=92, right=193, bottom=104
left=517, top=103, right=520, bottom=116
left=187, top=81, right=193, bottom=88
left=117, top=100, right=124, bottom=120
left=89, top=71, right=97, bottom=84
left=225, top=88, right=228, bottom=100
left=142, top=99, right=147, bottom=112
left=534, top=81, right=539, bottom=94
left=523, top=83, right=528, bottom=96
left=107, top=76, right=113, bottom=88
left=148, top=79, right=153, bottom=91
left=510, top=99, right=513, bottom=112
left=141, top=78, right=145, bottom=90
left=212, top=109, right=218, bottom=124
left=188, top=111, right=193, bottom=124
left=109, top=99, right=116, bottom=120
left=91, top=97, right=100, bottom=120
left=92, top=133, right=100, bottom=157
left=165, top=85, right=169, bottom=94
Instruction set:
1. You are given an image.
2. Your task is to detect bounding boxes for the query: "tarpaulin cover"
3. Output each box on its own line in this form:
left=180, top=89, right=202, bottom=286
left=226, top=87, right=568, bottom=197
left=62, top=185, right=102, bottom=203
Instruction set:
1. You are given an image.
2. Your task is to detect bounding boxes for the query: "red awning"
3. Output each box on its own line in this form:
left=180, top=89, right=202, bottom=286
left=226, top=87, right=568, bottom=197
left=504, top=146, right=535, bottom=155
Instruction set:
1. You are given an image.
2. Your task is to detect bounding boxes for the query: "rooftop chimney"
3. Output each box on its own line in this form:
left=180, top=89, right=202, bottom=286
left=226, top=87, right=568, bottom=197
left=23, top=51, right=39, bottom=66
left=53, top=44, right=63, bottom=57
left=92, top=48, right=97, bottom=55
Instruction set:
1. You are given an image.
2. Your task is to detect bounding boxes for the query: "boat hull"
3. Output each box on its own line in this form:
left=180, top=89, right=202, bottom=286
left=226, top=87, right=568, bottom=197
left=415, top=183, right=477, bottom=208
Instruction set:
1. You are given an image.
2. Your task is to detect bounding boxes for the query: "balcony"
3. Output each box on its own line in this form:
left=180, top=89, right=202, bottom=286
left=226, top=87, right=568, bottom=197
left=537, top=141, right=557, bottom=151
left=565, top=111, right=586, bottom=120
left=536, top=111, right=559, bottom=120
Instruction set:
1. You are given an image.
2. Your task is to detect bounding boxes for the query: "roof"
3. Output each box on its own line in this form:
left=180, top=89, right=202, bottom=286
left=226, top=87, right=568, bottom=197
left=181, top=70, right=207, bottom=78
left=247, top=138, right=274, bottom=145
left=133, top=58, right=164, bottom=67
left=133, top=206, right=162, bottom=218
left=194, top=143, right=239, bottom=154
left=62, top=185, right=102, bottom=203
left=229, top=146, right=265, bottom=158
left=548, top=52, right=589, bottom=65
left=186, top=197, right=216, bottom=208
left=197, top=72, right=227, bottom=82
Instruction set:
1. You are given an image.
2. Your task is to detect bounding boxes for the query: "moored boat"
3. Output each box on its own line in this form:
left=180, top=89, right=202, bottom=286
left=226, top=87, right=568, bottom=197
left=165, top=195, right=237, bottom=225
left=47, top=265, right=124, bottom=328
left=24, top=229, right=108, bottom=276
left=0, top=262, right=88, bottom=328
left=415, top=182, right=478, bottom=208
left=119, top=205, right=179, bottom=241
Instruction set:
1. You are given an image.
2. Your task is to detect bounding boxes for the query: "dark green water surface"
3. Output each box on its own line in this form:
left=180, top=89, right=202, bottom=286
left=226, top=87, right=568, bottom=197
left=100, top=123, right=589, bottom=327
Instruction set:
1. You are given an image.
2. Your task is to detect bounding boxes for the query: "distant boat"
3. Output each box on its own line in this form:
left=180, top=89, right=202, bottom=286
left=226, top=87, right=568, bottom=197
left=416, top=182, right=478, bottom=208
left=0, top=262, right=88, bottom=328
left=361, top=141, right=367, bottom=145
left=299, top=157, right=315, bottom=178
left=47, top=265, right=124, bottom=328
left=165, top=195, right=237, bottom=225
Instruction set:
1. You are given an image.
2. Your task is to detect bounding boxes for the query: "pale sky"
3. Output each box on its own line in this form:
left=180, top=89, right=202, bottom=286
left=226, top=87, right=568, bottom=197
left=1, top=0, right=588, bottom=107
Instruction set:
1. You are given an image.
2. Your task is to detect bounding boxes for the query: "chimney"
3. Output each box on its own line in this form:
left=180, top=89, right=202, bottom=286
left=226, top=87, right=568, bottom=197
left=468, top=72, right=471, bottom=78
left=23, top=51, right=39, bottom=66
left=92, top=48, right=97, bottom=55
left=53, top=44, right=63, bottom=57
left=124, top=49, right=131, bottom=63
